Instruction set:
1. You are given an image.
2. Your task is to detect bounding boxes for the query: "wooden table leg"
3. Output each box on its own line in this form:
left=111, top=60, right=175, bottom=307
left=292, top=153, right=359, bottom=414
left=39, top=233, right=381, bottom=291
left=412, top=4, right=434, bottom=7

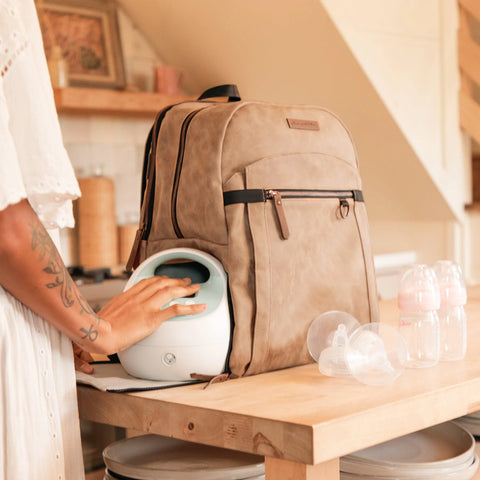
left=265, top=457, right=339, bottom=479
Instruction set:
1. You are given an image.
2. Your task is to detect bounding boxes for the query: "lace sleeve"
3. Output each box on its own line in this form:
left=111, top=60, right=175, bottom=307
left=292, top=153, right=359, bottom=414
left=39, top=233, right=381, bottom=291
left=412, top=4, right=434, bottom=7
left=0, top=82, right=27, bottom=212
left=0, top=0, right=81, bottom=229
left=0, top=1, right=29, bottom=81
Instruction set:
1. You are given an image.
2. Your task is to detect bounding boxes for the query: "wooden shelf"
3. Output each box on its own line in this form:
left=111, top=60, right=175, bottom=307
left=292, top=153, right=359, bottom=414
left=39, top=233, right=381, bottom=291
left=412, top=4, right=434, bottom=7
left=54, top=87, right=195, bottom=117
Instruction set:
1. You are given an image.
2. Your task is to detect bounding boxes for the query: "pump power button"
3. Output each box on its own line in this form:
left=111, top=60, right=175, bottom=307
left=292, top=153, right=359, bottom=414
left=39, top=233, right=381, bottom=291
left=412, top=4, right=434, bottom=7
left=163, top=352, right=176, bottom=366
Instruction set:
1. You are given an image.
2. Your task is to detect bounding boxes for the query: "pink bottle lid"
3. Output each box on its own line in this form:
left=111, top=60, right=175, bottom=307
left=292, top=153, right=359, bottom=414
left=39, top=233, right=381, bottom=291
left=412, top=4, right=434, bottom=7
left=398, top=264, right=440, bottom=312
left=438, top=282, right=467, bottom=306
left=434, top=260, right=467, bottom=307
left=398, top=288, right=440, bottom=311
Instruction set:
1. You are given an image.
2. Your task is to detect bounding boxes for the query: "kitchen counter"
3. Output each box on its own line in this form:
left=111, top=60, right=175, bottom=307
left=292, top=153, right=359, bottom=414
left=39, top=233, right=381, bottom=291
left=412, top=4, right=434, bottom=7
left=77, top=286, right=480, bottom=479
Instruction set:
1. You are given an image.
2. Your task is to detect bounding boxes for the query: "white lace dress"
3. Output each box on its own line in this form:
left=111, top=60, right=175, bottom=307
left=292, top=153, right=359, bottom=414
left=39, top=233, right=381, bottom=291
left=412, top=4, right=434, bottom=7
left=0, top=1, right=84, bottom=479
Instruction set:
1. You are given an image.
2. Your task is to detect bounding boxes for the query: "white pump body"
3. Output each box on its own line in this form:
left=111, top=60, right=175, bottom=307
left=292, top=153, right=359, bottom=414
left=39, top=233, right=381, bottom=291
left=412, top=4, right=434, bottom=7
left=118, top=248, right=231, bottom=381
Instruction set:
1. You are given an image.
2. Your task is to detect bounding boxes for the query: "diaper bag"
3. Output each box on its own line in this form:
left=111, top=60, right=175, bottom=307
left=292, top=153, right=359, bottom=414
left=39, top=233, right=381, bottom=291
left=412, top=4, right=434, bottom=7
left=127, top=84, right=379, bottom=377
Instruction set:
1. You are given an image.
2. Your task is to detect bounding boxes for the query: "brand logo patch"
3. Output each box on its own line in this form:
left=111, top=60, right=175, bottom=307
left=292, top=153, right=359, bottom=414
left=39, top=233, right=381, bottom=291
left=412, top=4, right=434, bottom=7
left=286, top=118, right=320, bottom=131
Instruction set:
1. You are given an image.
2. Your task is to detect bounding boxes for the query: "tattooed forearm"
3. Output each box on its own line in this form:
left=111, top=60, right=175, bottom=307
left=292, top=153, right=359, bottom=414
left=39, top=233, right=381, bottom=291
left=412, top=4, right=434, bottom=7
left=31, top=220, right=75, bottom=308
left=29, top=212, right=101, bottom=342
left=80, top=324, right=99, bottom=342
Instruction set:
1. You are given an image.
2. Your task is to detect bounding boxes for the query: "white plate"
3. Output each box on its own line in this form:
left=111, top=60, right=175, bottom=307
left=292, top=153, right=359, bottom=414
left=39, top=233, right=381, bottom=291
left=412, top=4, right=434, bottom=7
left=464, top=411, right=480, bottom=420
left=104, top=470, right=265, bottom=480
left=340, top=422, right=475, bottom=477
left=454, top=418, right=480, bottom=437
left=103, top=434, right=265, bottom=480
left=340, top=454, right=479, bottom=480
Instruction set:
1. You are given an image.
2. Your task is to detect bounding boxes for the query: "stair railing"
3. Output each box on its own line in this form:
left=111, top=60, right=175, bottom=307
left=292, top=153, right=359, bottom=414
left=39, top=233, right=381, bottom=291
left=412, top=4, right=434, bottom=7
left=459, top=0, right=480, bottom=144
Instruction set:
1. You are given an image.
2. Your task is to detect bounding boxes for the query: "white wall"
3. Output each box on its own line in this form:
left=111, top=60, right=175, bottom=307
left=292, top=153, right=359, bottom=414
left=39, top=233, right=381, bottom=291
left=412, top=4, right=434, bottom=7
left=466, top=212, right=480, bottom=284
left=322, top=0, right=469, bottom=218
left=320, top=0, right=471, bottom=271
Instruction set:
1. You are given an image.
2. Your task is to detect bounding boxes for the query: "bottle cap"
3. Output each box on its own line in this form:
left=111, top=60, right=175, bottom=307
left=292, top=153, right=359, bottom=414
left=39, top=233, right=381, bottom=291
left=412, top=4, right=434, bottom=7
left=398, top=264, right=440, bottom=311
left=434, top=260, right=467, bottom=306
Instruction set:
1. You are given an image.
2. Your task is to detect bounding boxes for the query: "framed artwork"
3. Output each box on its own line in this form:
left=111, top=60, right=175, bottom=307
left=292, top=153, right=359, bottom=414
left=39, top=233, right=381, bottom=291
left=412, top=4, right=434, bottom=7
left=36, top=0, right=125, bottom=89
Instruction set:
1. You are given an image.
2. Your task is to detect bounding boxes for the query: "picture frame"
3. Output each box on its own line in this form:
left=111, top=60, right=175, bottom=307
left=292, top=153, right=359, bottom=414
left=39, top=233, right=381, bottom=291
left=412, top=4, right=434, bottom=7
left=36, top=0, right=125, bottom=89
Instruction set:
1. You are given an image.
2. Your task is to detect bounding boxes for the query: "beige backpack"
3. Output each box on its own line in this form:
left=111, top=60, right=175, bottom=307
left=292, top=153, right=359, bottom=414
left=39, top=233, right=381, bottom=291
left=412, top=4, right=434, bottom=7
left=128, top=85, right=379, bottom=378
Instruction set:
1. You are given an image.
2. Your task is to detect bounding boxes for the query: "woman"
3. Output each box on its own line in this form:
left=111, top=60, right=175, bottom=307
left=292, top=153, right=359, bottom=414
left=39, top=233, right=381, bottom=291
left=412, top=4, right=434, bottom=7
left=0, top=1, right=205, bottom=478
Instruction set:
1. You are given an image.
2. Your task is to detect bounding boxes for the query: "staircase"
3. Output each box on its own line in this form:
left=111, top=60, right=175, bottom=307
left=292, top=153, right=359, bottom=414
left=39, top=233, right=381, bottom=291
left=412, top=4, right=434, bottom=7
left=457, top=0, right=480, bottom=283
left=459, top=0, right=480, bottom=147
left=459, top=0, right=480, bottom=208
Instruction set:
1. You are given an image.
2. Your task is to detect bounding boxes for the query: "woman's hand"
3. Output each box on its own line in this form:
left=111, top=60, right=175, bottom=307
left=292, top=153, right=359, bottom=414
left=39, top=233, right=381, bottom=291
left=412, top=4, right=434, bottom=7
left=95, top=276, right=206, bottom=355
left=72, top=343, right=94, bottom=374
left=0, top=199, right=206, bottom=357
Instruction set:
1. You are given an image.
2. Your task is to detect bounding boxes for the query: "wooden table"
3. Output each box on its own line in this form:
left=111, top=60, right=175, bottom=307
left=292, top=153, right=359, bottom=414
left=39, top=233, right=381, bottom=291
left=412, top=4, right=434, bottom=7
left=78, top=286, right=480, bottom=479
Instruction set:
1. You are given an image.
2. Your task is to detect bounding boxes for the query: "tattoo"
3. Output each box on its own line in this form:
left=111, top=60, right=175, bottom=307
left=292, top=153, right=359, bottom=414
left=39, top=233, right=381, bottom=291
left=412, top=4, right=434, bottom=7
left=29, top=213, right=101, bottom=343
left=80, top=325, right=98, bottom=342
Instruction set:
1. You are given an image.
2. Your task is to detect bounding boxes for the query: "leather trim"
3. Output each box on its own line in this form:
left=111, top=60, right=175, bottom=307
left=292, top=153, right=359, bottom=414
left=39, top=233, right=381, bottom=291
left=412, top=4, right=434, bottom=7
left=286, top=118, right=320, bottom=130
left=224, top=189, right=265, bottom=205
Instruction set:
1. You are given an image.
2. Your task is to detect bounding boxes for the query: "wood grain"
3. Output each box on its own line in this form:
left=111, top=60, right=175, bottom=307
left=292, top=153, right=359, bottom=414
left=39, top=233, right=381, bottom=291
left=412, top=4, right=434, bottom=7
left=78, top=287, right=480, bottom=479
left=460, top=90, right=480, bottom=145
left=459, top=0, right=480, bottom=20
left=459, top=35, right=480, bottom=87
left=54, top=87, right=194, bottom=117
left=265, top=457, right=339, bottom=480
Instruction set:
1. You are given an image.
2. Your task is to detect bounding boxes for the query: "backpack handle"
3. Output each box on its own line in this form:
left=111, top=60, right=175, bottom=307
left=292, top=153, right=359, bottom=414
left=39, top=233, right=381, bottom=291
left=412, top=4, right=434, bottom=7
left=198, top=84, right=241, bottom=102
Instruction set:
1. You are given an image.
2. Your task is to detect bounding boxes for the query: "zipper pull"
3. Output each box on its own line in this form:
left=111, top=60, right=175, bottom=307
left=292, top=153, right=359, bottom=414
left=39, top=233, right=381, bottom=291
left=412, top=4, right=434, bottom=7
left=267, top=190, right=290, bottom=240
left=339, top=199, right=350, bottom=219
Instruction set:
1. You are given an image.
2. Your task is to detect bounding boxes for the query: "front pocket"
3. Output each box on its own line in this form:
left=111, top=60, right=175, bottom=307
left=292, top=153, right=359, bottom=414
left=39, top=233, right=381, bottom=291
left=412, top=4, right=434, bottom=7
left=227, top=154, right=374, bottom=375
left=224, top=188, right=363, bottom=240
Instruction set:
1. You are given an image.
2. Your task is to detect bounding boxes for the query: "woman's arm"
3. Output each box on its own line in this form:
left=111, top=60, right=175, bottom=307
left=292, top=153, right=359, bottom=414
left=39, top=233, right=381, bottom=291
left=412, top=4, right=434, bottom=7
left=0, top=199, right=206, bottom=355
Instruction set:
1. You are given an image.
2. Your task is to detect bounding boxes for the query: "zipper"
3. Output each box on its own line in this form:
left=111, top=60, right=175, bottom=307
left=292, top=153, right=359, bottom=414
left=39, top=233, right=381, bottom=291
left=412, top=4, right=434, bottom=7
left=171, top=108, right=204, bottom=237
left=126, top=106, right=175, bottom=271
left=265, top=189, right=358, bottom=239
left=224, top=188, right=363, bottom=240
left=267, top=189, right=361, bottom=200
left=143, top=105, right=176, bottom=239
left=265, top=190, right=290, bottom=239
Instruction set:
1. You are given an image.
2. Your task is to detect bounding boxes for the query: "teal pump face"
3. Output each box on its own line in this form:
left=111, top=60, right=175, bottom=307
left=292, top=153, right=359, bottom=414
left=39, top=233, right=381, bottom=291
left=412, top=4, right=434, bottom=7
left=125, top=248, right=227, bottom=320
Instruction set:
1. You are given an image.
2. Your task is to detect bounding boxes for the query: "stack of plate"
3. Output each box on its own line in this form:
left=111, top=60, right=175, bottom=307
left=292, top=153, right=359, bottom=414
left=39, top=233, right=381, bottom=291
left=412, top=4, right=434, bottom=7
left=102, top=434, right=265, bottom=480
left=340, top=422, right=478, bottom=480
left=455, top=411, right=480, bottom=437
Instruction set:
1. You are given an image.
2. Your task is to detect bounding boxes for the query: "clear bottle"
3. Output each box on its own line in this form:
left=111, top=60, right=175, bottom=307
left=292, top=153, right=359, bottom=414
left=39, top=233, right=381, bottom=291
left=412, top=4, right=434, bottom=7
left=434, top=261, right=467, bottom=361
left=398, top=264, right=440, bottom=368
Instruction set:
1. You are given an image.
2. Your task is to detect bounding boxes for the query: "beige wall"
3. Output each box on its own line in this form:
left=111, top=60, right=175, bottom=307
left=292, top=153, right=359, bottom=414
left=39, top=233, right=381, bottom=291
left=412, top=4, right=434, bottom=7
left=115, top=0, right=470, bottom=271
left=58, top=1, right=474, bottom=283
left=117, top=0, right=461, bottom=214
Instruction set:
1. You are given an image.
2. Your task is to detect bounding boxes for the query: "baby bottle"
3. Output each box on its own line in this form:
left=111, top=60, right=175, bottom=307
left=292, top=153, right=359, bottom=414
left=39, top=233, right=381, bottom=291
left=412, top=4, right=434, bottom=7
left=434, top=261, right=467, bottom=361
left=398, top=264, right=440, bottom=368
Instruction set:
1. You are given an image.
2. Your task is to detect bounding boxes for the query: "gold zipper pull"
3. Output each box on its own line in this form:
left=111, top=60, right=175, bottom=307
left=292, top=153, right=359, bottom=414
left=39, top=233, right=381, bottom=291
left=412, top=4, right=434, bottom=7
left=267, top=190, right=290, bottom=240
